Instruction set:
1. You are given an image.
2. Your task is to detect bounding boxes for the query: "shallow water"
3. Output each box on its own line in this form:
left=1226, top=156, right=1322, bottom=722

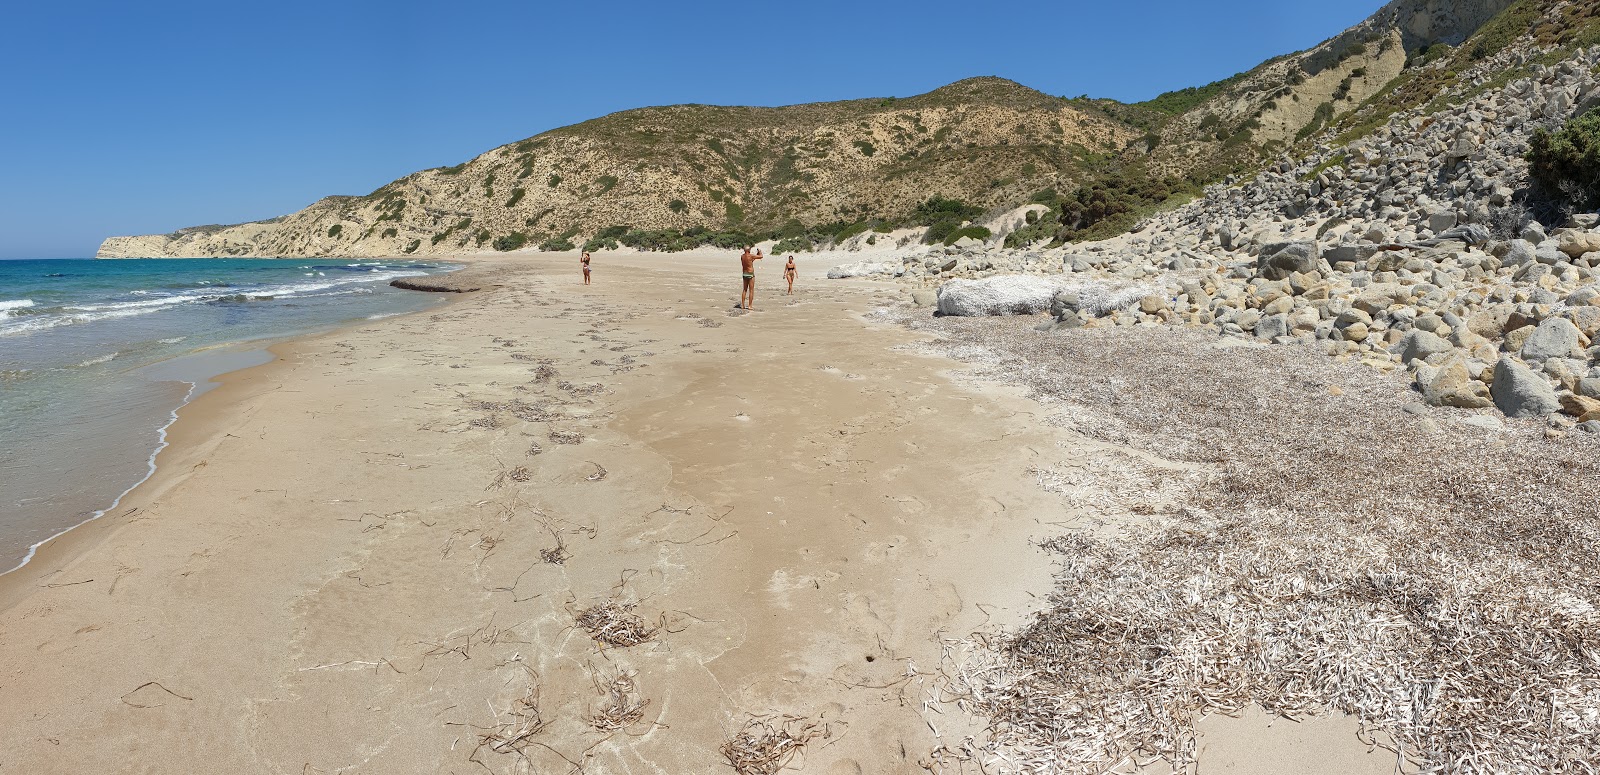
left=0, top=257, right=452, bottom=572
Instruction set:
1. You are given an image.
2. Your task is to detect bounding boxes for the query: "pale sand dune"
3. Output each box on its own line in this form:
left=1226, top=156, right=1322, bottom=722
left=0, top=252, right=1389, bottom=773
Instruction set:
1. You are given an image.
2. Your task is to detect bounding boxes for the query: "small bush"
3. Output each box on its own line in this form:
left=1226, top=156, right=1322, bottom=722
left=505, top=187, right=525, bottom=208
left=1296, top=102, right=1337, bottom=142
left=540, top=236, right=576, bottom=251
left=852, top=139, right=876, bottom=157
left=668, top=198, right=688, bottom=214
left=402, top=239, right=420, bottom=254
left=327, top=224, right=342, bottom=238
left=773, top=236, right=812, bottom=253
left=381, top=227, right=398, bottom=238
left=437, top=163, right=466, bottom=176
left=548, top=174, right=562, bottom=188
left=1527, top=108, right=1600, bottom=209
left=923, top=219, right=963, bottom=245
left=725, top=200, right=744, bottom=224
left=942, top=226, right=992, bottom=246
left=912, top=196, right=982, bottom=226
left=493, top=232, right=529, bottom=251
left=595, top=175, right=618, bottom=194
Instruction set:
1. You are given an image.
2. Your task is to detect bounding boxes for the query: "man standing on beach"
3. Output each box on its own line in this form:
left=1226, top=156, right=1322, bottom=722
left=739, top=247, right=762, bottom=310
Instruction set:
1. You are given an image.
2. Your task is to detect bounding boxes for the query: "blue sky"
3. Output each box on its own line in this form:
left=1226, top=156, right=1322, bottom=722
left=0, top=0, right=1383, bottom=258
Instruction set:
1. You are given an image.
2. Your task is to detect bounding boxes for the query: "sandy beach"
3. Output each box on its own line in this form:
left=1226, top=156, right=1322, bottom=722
left=0, top=252, right=1397, bottom=774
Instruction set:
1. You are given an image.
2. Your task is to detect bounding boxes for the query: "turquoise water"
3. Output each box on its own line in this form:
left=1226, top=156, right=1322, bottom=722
left=0, top=258, right=453, bottom=573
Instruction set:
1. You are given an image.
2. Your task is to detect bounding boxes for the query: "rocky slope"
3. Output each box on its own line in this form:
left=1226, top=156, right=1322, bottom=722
left=847, top=2, right=1600, bottom=430
left=99, top=0, right=1539, bottom=259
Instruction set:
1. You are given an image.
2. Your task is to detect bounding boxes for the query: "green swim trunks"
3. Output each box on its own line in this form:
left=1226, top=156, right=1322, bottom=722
left=742, top=272, right=754, bottom=279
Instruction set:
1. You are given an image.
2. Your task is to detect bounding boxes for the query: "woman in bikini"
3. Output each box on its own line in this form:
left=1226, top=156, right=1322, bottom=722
left=784, top=255, right=797, bottom=295
left=581, top=252, right=592, bottom=285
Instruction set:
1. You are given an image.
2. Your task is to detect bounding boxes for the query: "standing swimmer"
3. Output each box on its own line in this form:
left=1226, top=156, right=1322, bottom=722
left=738, top=247, right=762, bottom=309
left=784, top=255, right=797, bottom=295
left=581, top=251, right=592, bottom=285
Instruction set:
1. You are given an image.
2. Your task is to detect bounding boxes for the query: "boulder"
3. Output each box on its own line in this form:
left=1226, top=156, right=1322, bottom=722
left=1491, top=359, right=1562, bottom=418
left=1558, top=231, right=1600, bottom=258
left=1566, top=307, right=1600, bottom=338
left=1256, top=313, right=1290, bottom=340
left=1394, top=330, right=1454, bottom=364
left=1560, top=393, right=1600, bottom=420
left=909, top=289, right=937, bottom=307
left=936, top=276, right=1061, bottom=317
left=1256, top=241, right=1320, bottom=280
left=1420, top=356, right=1493, bottom=409
left=1520, top=317, right=1583, bottom=361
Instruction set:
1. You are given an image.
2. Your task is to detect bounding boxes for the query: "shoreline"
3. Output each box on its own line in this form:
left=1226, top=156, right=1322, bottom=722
left=0, top=256, right=481, bottom=609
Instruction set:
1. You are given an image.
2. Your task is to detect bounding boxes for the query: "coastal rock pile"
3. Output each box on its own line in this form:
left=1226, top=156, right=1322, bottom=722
left=843, top=43, right=1600, bottom=431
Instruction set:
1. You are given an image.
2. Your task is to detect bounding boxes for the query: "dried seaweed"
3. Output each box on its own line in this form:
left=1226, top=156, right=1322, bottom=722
left=720, top=715, right=826, bottom=775
left=906, top=314, right=1600, bottom=774
left=590, top=671, right=651, bottom=733
left=549, top=429, right=584, bottom=445
left=575, top=600, right=658, bottom=648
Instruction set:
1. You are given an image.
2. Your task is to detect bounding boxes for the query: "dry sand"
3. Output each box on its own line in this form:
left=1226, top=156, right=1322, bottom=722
left=0, top=252, right=1392, bottom=773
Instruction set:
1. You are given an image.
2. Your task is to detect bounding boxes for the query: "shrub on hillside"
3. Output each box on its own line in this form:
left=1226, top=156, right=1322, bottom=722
left=773, top=237, right=813, bottom=254
left=493, top=232, right=529, bottom=251
left=540, top=236, right=576, bottom=251
left=327, top=224, right=342, bottom=238
left=923, top=218, right=964, bottom=245
left=912, top=196, right=982, bottom=225
left=941, top=226, right=992, bottom=246
left=1527, top=108, right=1600, bottom=210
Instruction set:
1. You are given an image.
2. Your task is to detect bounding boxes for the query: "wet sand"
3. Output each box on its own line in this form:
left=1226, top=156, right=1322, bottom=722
left=0, top=252, right=1392, bottom=773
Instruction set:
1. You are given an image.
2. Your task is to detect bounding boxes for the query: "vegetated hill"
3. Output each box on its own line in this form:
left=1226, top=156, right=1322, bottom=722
left=98, top=78, right=1139, bottom=258
left=100, top=0, right=1575, bottom=259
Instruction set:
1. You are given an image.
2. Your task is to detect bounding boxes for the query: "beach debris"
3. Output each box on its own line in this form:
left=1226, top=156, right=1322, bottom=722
left=470, top=398, right=557, bottom=422
left=485, top=466, right=531, bottom=490
left=558, top=380, right=606, bottom=397
left=905, top=313, right=1600, bottom=774
left=119, top=681, right=194, bottom=709
left=549, top=429, right=584, bottom=445
left=539, top=542, right=571, bottom=565
left=469, top=414, right=500, bottom=429
left=720, top=715, right=826, bottom=775
left=533, top=364, right=558, bottom=382
left=585, top=462, right=608, bottom=482
left=470, top=667, right=549, bottom=765
left=589, top=671, right=651, bottom=733
left=575, top=600, right=658, bottom=648
left=527, top=441, right=544, bottom=456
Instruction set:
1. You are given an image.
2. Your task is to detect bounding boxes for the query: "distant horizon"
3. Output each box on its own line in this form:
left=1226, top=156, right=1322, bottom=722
left=0, top=0, right=1385, bottom=259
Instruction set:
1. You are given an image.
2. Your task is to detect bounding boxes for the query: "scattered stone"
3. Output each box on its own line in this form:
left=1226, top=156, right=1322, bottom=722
left=1490, top=359, right=1561, bottom=418
left=1256, top=242, right=1320, bottom=280
left=1394, top=330, right=1453, bottom=364
left=1420, top=356, right=1493, bottom=409
left=1519, top=317, right=1583, bottom=361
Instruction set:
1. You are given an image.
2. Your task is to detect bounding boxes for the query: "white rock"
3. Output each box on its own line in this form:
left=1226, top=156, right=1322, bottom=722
left=936, top=276, right=1063, bottom=316
left=826, top=260, right=900, bottom=279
